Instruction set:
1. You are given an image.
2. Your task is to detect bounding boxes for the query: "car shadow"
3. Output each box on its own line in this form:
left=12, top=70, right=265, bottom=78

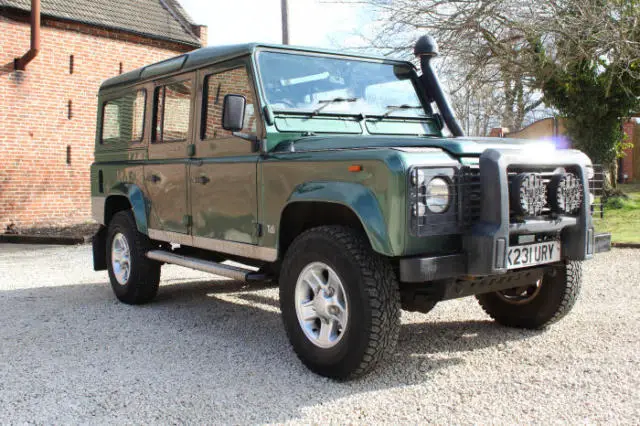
left=0, top=278, right=542, bottom=423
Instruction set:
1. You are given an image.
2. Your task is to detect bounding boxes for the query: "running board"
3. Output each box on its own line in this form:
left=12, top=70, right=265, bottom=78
left=146, top=250, right=268, bottom=282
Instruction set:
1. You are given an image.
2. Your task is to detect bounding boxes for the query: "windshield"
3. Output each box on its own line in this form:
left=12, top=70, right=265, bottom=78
left=256, top=51, right=429, bottom=119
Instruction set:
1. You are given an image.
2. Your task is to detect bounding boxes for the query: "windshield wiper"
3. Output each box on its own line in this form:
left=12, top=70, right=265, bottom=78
left=312, top=97, right=358, bottom=115
left=374, top=104, right=424, bottom=120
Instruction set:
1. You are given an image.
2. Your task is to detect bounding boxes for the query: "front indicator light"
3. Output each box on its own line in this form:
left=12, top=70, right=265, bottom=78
left=426, top=177, right=450, bottom=213
left=412, top=202, right=427, bottom=217
left=411, top=169, right=426, bottom=186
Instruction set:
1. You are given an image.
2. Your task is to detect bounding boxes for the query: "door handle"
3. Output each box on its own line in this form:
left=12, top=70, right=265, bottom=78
left=192, top=175, right=210, bottom=185
left=146, top=174, right=161, bottom=184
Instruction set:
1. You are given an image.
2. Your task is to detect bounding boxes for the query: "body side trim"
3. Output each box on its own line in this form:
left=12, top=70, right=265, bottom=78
left=148, top=228, right=192, bottom=246
left=148, top=229, right=278, bottom=262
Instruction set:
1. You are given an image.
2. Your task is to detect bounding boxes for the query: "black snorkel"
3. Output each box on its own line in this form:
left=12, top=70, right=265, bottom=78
left=414, top=35, right=465, bottom=137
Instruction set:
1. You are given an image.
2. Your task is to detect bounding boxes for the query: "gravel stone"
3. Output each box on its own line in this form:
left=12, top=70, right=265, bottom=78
left=0, top=245, right=638, bottom=423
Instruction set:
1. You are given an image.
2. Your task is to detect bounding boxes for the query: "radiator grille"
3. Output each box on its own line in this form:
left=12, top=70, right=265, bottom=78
left=460, top=166, right=481, bottom=227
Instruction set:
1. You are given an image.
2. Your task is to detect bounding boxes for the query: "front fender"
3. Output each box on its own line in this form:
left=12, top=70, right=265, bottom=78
left=286, top=181, right=397, bottom=256
left=106, top=183, right=149, bottom=235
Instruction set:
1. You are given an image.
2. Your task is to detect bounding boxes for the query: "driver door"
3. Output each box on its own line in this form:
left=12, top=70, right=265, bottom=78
left=189, top=60, right=261, bottom=247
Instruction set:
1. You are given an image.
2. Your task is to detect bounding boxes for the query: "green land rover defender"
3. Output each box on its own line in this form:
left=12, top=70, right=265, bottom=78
left=91, top=36, right=608, bottom=379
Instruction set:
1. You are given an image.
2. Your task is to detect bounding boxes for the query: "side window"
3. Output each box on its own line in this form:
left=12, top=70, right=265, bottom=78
left=153, top=79, right=192, bottom=143
left=101, top=90, right=146, bottom=144
left=202, top=67, right=257, bottom=140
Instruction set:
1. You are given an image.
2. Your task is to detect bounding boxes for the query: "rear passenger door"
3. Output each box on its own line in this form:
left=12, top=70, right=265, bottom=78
left=189, top=61, right=261, bottom=247
left=145, top=73, right=195, bottom=236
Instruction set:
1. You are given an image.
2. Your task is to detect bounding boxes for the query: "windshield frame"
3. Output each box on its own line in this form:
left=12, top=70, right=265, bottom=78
left=252, top=48, right=432, bottom=121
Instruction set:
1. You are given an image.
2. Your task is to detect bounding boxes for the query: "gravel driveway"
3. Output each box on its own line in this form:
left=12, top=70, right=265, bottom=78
left=0, top=244, right=638, bottom=423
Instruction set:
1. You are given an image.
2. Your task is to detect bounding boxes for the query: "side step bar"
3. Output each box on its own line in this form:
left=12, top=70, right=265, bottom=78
left=146, top=250, right=268, bottom=282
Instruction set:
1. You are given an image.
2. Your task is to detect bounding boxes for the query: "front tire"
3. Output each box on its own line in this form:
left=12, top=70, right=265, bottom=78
left=279, top=226, right=400, bottom=379
left=106, top=211, right=161, bottom=305
left=476, top=260, right=582, bottom=329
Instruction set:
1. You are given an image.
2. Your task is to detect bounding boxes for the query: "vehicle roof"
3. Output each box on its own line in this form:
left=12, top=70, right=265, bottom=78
left=100, top=42, right=416, bottom=92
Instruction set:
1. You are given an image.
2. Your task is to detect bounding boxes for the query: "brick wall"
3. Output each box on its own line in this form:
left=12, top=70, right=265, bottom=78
left=0, top=14, right=198, bottom=229
left=192, top=24, right=208, bottom=47
left=621, top=121, right=636, bottom=182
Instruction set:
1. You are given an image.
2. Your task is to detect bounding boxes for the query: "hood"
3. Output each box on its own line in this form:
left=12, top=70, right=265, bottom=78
left=273, top=134, right=556, bottom=157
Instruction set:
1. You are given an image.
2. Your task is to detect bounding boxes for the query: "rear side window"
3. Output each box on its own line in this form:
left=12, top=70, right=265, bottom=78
left=101, top=90, right=146, bottom=144
left=154, top=80, right=192, bottom=143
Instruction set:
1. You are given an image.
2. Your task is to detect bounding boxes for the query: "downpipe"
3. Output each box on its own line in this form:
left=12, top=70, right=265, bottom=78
left=15, top=0, right=41, bottom=71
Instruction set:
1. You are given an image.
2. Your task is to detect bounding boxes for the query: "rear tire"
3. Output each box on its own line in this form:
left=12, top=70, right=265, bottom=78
left=106, top=211, right=161, bottom=305
left=476, top=261, right=582, bottom=329
left=279, top=226, right=400, bottom=379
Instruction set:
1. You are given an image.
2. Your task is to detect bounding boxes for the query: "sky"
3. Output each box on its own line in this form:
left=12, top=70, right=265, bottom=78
left=179, top=0, right=370, bottom=49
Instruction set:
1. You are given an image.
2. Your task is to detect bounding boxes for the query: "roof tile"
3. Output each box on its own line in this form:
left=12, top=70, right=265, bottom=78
left=0, top=0, right=201, bottom=46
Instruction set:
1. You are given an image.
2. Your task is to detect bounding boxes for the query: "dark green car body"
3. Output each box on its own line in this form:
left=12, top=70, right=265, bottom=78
left=91, top=43, right=597, bottom=282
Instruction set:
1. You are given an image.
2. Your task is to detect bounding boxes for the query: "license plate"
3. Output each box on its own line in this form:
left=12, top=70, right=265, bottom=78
left=507, top=241, right=561, bottom=269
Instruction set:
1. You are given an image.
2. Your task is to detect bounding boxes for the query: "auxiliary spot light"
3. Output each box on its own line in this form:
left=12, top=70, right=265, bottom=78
left=549, top=172, right=583, bottom=214
left=511, top=173, right=546, bottom=217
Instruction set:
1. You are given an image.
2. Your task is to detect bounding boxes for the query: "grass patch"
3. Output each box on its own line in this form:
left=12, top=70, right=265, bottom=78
left=595, top=183, right=640, bottom=244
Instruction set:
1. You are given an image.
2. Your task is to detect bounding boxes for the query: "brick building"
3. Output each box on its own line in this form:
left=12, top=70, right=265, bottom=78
left=0, top=0, right=205, bottom=229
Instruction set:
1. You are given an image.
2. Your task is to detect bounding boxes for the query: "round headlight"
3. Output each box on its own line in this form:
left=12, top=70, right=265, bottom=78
left=426, top=177, right=450, bottom=213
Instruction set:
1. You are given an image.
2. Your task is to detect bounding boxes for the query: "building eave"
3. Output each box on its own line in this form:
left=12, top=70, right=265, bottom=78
left=0, top=4, right=202, bottom=48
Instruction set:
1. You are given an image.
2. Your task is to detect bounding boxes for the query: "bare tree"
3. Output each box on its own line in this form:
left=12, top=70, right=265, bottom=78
left=330, top=0, right=547, bottom=133
left=333, top=0, right=639, bottom=167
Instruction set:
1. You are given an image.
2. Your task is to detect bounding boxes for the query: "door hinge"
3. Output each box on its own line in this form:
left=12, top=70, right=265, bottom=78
left=182, top=214, right=192, bottom=228
left=187, top=144, right=196, bottom=157
left=255, top=223, right=263, bottom=238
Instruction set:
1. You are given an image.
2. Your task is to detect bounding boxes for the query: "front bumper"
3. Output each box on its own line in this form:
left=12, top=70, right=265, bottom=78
left=400, top=232, right=611, bottom=282
left=466, top=148, right=594, bottom=276
left=400, top=148, right=609, bottom=283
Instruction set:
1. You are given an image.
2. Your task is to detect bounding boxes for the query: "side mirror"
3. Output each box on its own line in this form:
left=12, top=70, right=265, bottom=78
left=222, top=94, right=246, bottom=132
